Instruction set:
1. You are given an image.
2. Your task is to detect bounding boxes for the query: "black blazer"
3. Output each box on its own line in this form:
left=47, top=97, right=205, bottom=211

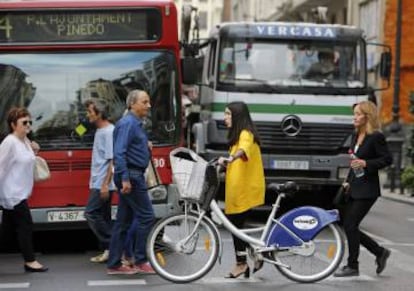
left=348, top=131, right=392, bottom=199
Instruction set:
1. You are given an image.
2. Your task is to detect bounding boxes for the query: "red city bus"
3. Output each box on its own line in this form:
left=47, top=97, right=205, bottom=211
left=0, top=0, right=182, bottom=228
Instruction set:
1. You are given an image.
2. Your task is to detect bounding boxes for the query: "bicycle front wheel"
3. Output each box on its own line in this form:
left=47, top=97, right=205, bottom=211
left=274, top=222, right=344, bottom=283
left=146, top=213, right=220, bottom=283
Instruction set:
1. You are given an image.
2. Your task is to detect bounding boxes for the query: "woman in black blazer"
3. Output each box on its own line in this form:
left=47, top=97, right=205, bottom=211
left=334, top=101, right=393, bottom=277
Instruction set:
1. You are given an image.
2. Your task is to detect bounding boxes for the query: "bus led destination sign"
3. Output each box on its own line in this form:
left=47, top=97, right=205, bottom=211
left=0, top=9, right=161, bottom=44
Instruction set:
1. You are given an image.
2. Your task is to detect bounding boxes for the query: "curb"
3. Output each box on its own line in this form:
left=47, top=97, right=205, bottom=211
left=381, top=191, right=414, bottom=206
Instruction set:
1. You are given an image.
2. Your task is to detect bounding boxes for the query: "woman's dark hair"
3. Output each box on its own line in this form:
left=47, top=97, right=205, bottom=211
left=227, top=101, right=261, bottom=146
left=6, top=107, right=30, bottom=133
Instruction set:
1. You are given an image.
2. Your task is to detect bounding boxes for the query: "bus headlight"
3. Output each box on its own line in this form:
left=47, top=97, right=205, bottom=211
left=148, top=185, right=167, bottom=201
left=337, top=167, right=349, bottom=180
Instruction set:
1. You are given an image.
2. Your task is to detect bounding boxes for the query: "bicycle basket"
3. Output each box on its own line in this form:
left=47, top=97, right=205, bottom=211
left=170, top=147, right=209, bottom=202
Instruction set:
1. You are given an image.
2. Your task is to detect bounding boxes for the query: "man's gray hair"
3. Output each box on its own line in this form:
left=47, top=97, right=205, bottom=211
left=126, top=89, right=147, bottom=110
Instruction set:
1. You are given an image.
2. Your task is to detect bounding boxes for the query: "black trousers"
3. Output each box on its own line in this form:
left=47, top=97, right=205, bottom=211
left=227, top=210, right=250, bottom=263
left=343, top=197, right=384, bottom=269
left=0, top=200, right=36, bottom=262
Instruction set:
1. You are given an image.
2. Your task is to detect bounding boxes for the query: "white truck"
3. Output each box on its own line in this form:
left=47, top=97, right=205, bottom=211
left=181, top=22, right=391, bottom=205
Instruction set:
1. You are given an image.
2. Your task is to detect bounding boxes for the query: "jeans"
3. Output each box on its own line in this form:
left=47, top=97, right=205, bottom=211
left=84, top=189, right=113, bottom=250
left=107, top=170, right=155, bottom=268
left=124, top=216, right=139, bottom=259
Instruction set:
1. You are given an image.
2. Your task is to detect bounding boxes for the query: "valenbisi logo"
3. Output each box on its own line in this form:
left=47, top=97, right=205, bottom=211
left=293, top=215, right=318, bottom=230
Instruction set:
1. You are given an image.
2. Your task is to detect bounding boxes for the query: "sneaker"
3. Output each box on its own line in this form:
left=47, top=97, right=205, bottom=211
left=107, top=265, right=137, bottom=275
left=90, top=250, right=109, bottom=263
left=121, top=257, right=134, bottom=267
left=376, top=248, right=391, bottom=275
left=134, top=262, right=156, bottom=274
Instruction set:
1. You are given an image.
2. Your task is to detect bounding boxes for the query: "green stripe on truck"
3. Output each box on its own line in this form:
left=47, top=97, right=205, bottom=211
left=212, top=103, right=353, bottom=115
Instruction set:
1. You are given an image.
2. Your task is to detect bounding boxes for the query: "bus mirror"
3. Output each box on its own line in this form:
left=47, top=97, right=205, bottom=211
left=379, top=51, right=391, bottom=79
left=181, top=57, right=201, bottom=84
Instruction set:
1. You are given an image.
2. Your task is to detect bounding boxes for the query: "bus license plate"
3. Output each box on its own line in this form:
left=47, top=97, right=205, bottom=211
left=272, top=160, right=309, bottom=170
left=47, top=210, right=85, bottom=222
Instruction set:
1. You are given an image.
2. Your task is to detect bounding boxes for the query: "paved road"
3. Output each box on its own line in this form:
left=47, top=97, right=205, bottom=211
left=0, top=195, right=413, bottom=291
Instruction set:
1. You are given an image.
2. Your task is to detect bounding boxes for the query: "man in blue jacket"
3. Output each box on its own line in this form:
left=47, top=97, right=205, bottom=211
left=107, top=90, right=155, bottom=275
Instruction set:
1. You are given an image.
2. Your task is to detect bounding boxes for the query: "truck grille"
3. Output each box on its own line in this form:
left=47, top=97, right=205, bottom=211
left=217, top=121, right=353, bottom=155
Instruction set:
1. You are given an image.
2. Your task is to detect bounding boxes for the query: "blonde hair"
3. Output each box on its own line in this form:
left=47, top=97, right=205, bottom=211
left=353, top=100, right=380, bottom=134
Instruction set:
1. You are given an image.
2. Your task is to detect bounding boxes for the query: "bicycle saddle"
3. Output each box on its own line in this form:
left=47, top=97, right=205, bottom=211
left=267, top=181, right=299, bottom=196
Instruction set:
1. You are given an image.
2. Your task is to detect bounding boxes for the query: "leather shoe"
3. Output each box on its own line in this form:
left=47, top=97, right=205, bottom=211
left=224, top=263, right=250, bottom=279
left=376, top=248, right=391, bottom=275
left=253, top=259, right=264, bottom=273
left=334, top=266, right=359, bottom=277
left=24, top=264, right=49, bottom=272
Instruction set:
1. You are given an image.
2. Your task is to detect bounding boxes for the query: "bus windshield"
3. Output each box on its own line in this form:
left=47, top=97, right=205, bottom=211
left=0, top=50, right=180, bottom=148
left=218, top=38, right=365, bottom=90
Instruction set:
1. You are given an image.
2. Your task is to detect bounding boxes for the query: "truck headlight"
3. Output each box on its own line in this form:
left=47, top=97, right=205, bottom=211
left=337, top=167, right=349, bottom=180
left=148, top=185, right=167, bottom=201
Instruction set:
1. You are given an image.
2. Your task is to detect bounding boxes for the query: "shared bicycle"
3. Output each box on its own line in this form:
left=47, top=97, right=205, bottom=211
left=146, top=147, right=344, bottom=283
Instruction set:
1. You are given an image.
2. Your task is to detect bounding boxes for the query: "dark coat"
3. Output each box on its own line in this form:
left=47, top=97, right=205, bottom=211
left=348, top=131, right=392, bottom=199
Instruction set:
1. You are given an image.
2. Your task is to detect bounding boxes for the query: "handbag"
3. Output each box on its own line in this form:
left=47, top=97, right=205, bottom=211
left=145, top=159, right=161, bottom=189
left=34, top=156, right=51, bottom=182
left=333, top=184, right=348, bottom=206
left=333, top=168, right=351, bottom=207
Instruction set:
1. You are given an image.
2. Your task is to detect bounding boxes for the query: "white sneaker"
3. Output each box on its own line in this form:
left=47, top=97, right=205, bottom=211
left=121, top=256, right=134, bottom=267
left=90, top=250, right=109, bottom=263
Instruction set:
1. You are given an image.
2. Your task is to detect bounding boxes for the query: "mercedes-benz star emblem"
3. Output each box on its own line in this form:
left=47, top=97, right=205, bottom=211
left=281, top=115, right=302, bottom=137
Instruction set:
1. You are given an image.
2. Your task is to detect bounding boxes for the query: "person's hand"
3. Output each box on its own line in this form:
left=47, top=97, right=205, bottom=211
left=350, top=159, right=366, bottom=169
left=100, top=184, right=110, bottom=200
left=218, top=156, right=233, bottom=167
left=121, top=181, right=131, bottom=194
left=342, top=182, right=350, bottom=191
left=31, top=141, right=40, bottom=155
left=148, top=141, right=153, bottom=151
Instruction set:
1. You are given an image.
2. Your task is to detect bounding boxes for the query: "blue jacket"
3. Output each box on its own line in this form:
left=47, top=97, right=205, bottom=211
left=113, top=112, right=150, bottom=181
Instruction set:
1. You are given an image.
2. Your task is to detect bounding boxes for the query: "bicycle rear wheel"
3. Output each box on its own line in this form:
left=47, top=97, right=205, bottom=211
left=274, top=223, right=344, bottom=283
left=146, top=213, right=220, bottom=283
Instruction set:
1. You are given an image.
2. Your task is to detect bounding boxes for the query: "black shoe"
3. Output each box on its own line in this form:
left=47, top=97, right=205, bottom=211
left=24, top=265, right=49, bottom=273
left=376, top=248, right=391, bottom=275
left=253, top=259, right=264, bottom=274
left=334, top=266, right=359, bottom=277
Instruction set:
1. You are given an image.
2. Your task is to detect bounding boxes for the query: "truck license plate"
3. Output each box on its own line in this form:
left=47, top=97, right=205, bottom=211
left=272, top=160, right=309, bottom=170
left=47, top=210, right=85, bottom=222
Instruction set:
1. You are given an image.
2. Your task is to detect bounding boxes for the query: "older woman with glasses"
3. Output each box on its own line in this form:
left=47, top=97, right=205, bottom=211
left=0, top=107, right=48, bottom=272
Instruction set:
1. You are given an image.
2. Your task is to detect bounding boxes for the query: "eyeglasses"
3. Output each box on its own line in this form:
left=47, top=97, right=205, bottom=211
left=22, top=120, right=33, bottom=126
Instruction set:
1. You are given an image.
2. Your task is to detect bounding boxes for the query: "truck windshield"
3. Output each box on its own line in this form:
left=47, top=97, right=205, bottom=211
left=218, top=38, right=364, bottom=90
left=0, top=51, right=180, bottom=148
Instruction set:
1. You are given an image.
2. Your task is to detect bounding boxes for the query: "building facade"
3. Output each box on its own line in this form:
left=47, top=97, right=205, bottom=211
left=382, top=0, right=414, bottom=124
left=174, top=0, right=223, bottom=41
left=231, top=0, right=347, bottom=24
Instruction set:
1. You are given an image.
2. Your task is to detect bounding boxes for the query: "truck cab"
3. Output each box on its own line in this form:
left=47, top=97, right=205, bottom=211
left=183, top=22, right=391, bottom=204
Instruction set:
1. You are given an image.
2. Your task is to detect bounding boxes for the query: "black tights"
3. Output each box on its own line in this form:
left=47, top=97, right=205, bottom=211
left=227, top=210, right=250, bottom=264
left=343, top=197, right=384, bottom=269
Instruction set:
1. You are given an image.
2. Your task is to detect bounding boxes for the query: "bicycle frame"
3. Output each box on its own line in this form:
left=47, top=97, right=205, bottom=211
left=183, top=188, right=340, bottom=266
left=148, top=147, right=344, bottom=283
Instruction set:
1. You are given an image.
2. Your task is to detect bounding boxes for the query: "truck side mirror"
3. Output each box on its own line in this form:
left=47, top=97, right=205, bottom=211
left=379, top=51, right=391, bottom=79
left=181, top=56, right=203, bottom=85
left=181, top=57, right=197, bottom=84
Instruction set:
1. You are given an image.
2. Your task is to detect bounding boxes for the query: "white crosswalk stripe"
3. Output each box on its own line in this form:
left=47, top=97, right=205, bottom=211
left=0, top=283, right=30, bottom=289
left=87, top=279, right=146, bottom=286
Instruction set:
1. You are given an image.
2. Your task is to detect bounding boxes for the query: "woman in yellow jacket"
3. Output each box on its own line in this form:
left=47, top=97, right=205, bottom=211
left=218, top=101, right=265, bottom=279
